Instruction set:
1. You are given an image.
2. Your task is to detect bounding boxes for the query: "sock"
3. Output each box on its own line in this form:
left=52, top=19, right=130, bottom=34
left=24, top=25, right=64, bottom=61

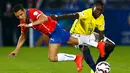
left=57, top=53, right=76, bottom=61
left=81, top=45, right=96, bottom=71
left=78, top=36, right=98, bottom=47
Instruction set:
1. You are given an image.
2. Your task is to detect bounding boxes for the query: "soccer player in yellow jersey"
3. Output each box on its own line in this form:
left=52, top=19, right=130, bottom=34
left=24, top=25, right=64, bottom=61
left=50, top=1, right=115, bottom=73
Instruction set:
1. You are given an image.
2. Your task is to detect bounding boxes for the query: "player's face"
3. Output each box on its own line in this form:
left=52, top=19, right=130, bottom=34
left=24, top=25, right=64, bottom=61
left=92, top=5, right=103, bottom=18
left=14, top=9, right=26, bottom=21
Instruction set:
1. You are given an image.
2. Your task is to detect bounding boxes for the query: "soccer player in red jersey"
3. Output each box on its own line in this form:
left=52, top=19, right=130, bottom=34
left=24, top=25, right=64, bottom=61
left=8, top=4, right=105, bottom=72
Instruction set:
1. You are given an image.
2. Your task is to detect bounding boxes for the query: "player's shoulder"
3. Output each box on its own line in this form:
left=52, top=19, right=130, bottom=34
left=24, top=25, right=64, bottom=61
left=27, top=8, right=44, bottom=17
left=82, top=8, right=92, bottom=12
left=81, top=8, right=92, bottom=15
left=99, top=14, right=104, bottom=19
left=85, top=8, right=92, bottom=11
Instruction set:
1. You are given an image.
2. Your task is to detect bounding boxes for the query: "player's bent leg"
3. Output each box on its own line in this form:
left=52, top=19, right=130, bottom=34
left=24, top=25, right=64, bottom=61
left=69, top=34, right=105, bottom=58
left=96, top=39, right=115, bottom=64
left=101, top=39, right=115, bottom=60
left=48, top=44, right=83, bottom=72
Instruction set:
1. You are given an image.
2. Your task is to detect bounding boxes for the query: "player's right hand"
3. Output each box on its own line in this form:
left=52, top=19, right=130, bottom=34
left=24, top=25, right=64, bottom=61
left=8, top=50, right=18, bottom=59
left=50, top=14, right=58, bottom=20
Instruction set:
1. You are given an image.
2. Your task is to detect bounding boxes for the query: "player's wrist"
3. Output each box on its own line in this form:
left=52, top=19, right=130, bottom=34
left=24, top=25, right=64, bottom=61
left=29, top=23, right=33, bottom=27
left=78, top=12, right=84, bottom=17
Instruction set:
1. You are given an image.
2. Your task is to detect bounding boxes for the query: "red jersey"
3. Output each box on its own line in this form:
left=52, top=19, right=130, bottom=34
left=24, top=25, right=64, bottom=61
left=20, top=8, right=57, bottom=35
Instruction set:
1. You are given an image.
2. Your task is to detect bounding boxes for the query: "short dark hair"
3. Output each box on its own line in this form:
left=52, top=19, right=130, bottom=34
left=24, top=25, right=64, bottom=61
left=12, top=4, right=24, bottom=13
left=94, top=0, right=104, bottom=6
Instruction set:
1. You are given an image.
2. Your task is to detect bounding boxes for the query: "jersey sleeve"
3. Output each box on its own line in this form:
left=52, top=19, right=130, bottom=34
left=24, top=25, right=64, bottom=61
left=31, top=9, right=43, bottom=20
left=78, top=9, right=89, bottom=19
left=20, top=21, right=28, bottom=33
left=97, top=15, right=105, bottom=31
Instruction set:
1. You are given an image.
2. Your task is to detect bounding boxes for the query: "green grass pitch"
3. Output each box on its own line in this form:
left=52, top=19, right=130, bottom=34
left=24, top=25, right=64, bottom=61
left=0, top=46, right=130, bottom=73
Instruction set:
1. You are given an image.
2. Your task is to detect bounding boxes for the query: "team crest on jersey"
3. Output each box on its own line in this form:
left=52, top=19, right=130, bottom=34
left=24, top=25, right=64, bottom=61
left=33, top=11, right=38, bottom=16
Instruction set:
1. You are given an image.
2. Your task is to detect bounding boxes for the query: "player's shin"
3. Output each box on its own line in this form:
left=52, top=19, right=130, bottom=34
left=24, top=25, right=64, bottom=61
left=80, top=45, right=96, bottom=71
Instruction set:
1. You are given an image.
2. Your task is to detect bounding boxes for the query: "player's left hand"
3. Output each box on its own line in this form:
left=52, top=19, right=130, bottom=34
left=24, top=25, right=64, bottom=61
left=8, top=50, right=18, bottom=59
left=18, top=24, right=32, bottom=28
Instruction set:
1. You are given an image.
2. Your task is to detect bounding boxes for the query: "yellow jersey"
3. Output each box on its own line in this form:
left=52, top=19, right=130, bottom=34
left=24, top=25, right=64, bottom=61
left=70, top=8, right=105, bottom=35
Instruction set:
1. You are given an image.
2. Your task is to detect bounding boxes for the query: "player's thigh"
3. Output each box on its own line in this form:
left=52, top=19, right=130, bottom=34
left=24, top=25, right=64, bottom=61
left=48, top=44, right=60, bottom=57
left=69, top=34, right=91, bottom=48
left=67, top=36, right=78, bottom=45
left=67, top=34, right=89, bottom=45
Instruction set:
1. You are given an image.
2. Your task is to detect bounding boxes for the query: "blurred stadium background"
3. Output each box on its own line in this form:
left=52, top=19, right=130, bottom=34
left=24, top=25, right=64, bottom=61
left=0, top=0, right=130, bottom=73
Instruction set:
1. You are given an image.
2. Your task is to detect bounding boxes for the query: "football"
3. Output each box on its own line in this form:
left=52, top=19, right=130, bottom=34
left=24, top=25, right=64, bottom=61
left=95, top=61, right=111, bottom=73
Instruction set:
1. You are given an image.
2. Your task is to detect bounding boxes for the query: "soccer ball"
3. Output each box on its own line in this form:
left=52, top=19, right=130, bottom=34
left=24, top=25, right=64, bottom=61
left=95, top=61, right=111, bottom=73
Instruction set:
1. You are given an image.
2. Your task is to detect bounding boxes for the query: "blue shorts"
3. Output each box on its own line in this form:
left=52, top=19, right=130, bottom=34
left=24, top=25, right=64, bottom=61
left=49, top=24, right=70, bottom=44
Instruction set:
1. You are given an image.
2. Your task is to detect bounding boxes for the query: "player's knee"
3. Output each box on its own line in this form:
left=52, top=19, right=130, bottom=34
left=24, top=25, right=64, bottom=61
left=67, top=36, right=78, bottom=45
left=105, top=42, right=115, bottom=53
left=111, top=43, right=115, bottom=49
left=79, top=45, right=90, bottom=52
left=48, top=56, right=57, bottom=62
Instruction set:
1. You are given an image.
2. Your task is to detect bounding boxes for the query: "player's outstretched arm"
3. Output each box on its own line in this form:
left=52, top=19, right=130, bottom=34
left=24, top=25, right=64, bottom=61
left=8, top=32, right=27, bottom=59
left=30, top=14, right=48, bottom=26
left=18, top=14, right=48, bottom=28
left=50, top=13, right=79, bottom=20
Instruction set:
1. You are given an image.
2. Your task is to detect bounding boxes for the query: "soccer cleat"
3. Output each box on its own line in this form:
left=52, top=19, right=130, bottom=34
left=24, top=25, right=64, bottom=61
left=97, top=42, right=106, bottom=58
left=74, top=54, right=83, bottom=72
